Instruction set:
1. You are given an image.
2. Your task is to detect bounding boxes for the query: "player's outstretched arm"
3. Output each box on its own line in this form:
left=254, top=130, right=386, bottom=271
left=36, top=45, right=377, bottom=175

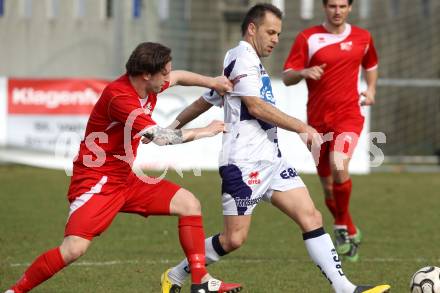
left=141, top=120, right=224, bottom=146
left=241, top=95, right=322, bottom=148
left=168, top=97, right=213, bottom=129
left=170, top=70, right=232, bottom=96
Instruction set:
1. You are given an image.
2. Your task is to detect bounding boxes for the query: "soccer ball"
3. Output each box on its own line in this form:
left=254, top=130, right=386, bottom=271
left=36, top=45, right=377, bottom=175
left=410, top=266, right=440, bottom=293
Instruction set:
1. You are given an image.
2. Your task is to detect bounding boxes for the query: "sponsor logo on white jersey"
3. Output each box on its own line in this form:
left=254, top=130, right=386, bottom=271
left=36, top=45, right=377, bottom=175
left=260, top=76, right=275, bottom=104
left=235, top=196, right=264, bottom=207
left=247, top=171, right=261, bottom=185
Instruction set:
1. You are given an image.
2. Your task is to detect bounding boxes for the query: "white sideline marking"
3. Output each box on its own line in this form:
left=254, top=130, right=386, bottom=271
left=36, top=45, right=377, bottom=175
left=378, top=78, right=440, bottom=87
left=7, top=257, right=440, bottom=268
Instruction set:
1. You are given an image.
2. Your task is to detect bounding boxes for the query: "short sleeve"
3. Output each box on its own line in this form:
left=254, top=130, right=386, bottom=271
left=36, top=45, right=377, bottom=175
left=108, top=95, right=156, bottom=133
left=202, top=90, right=223, bottom=107
left=362, top=35, right=378, bottom=71
left=227, top=56, right=260, bottom=98
left=283, top=33, right=309, bottom=71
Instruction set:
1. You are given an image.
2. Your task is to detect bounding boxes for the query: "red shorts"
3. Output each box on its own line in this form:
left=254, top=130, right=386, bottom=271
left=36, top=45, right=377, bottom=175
left=64, top=172, right=181, bottom=240
left=312, top=117, right=364, bottom=178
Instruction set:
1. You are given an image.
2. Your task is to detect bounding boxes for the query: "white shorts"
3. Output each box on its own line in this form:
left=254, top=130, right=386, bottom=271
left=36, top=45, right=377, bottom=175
left=219, top=157, right=305, bottom=216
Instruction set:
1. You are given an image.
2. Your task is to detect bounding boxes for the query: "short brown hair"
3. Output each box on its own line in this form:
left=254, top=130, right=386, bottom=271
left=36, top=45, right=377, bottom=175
left=241, top=3, right=283, bottom=37
left=125, top=42, right=172, bottom=76
left=322, top=0, right=353, bottom=5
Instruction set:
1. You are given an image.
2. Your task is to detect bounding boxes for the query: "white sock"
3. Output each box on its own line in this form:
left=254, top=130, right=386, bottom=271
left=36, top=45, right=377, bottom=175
left=333, top=224, right=348, bottom=230
left=168, top=234, right=226, bottom=286
left=303, top=227, right=356, bottom=293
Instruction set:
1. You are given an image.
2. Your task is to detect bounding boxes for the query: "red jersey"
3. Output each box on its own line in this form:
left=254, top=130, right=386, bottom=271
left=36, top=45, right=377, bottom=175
left=284, top=24, right=378, bottom=128
left=73, top=74, right=168, bottom=180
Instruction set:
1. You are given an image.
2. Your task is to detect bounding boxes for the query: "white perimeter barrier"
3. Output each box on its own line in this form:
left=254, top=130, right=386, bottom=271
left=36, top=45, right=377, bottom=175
left=0, top=77, right=371, bottom=174
left=0, top=77, right=7, bottom=147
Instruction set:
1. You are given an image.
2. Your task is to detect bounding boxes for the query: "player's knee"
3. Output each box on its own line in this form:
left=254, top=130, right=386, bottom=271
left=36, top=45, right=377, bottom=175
left=224, top=233, right=247, bottom=251
left=331, top=165, right=350, bottom=183
left=184, top=198, right=202, bottom=216
left=171, top=189, right=202, bottom=216
left=60, top=237, right=90, bottom=264
left=322, top=183, right=333, bottom=198
left=180, top=191, right=202, bottom=216
left=311, top=209, right=323, bottom=227
left=65, top=246, right=87, bottom=263
left=300, top=208, right=323, bottom=231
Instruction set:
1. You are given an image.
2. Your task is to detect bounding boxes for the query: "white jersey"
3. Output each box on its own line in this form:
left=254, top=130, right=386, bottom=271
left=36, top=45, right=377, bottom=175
left=203, top=41, right=281, bottom=166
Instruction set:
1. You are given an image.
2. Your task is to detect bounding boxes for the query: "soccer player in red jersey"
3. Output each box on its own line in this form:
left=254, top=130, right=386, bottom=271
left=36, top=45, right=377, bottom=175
left=4, top=42, right=241, bottom=293
left=283, top=0, right=378, bottom=261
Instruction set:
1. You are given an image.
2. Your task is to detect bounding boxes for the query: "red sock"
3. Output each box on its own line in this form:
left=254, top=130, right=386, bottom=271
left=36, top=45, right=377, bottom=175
left=325, top=197, right=338, bottom=219
left=11, top=247, right=66, bottom=293
left=346, top=213, right=356, bottom=236
left=341, top=181, right=356, bottom=236
left=333, top=179, right=356, bottom=234
left=178, top=216, right=208, bottom=284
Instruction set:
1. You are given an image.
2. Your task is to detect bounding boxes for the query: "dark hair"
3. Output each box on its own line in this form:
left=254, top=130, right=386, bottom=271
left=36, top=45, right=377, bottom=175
left=125, top=42, right=172, bottom=76
left=322, top=0, right=353, bottom=5
left=241, top=3, right=283, bottom=37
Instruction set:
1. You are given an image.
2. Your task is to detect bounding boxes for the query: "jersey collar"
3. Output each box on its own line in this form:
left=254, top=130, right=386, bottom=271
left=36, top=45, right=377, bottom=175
left=322, top=23, right=351, bottom=36
left=239, top=40, right=259, bottom=58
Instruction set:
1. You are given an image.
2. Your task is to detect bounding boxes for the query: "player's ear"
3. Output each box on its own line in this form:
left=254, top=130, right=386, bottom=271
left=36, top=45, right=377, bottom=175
left=142, top=73, right=152, bottom=81
left=248, top=22, right=257, bottom=36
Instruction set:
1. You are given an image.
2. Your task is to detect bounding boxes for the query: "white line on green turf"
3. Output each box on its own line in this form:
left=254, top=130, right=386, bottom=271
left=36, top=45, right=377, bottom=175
left=7, top=257, right=440, bottom=267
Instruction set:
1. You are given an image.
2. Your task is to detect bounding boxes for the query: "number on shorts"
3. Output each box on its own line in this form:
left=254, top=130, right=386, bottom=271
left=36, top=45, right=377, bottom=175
left=280, top=168, right=298, bottom=179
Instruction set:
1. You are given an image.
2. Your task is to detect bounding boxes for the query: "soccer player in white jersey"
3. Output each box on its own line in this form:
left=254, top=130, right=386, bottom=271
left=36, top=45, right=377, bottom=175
left=160, top=3, right=390, bottom=293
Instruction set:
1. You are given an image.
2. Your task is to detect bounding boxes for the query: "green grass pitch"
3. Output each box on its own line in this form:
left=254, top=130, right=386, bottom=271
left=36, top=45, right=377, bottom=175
left=0, top=165, right=439, bottom=292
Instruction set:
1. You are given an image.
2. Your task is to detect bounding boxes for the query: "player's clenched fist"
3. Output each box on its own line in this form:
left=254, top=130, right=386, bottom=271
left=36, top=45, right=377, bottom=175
left=301, top=64, right=327, bottom=80
left=360, top=88, right=376, bottom=106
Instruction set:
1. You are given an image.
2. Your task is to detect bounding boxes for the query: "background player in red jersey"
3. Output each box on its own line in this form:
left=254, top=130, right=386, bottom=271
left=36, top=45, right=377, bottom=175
left=282, top=0, right=378, bottom=262
left=4, top=42, right=241, bottom=293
